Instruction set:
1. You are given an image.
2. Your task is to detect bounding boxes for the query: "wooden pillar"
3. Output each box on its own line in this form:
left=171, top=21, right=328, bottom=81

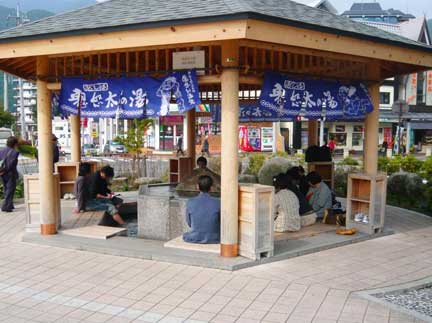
left=308, top=120, right=319, bottom=146
left=37, top=56, right=57, bottom=235
left=220, top=40, right=240, bottom=257
left=70, top=115, right=81, bottom=162
left=364, top=82, right=380, bottom=175
left=187, top=109, right=196, bottom=164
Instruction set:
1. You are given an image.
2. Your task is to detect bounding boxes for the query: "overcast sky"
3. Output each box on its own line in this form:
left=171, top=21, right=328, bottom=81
left=332, top=0, right=431, bottom=18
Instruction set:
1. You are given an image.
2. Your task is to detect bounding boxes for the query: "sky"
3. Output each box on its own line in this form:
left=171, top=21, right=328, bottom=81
left=331, top=0, right=431, bottom=18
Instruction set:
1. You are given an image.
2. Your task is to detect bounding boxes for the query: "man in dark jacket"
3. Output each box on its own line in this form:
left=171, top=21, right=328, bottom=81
left=0, top=137, right=19, bottom=212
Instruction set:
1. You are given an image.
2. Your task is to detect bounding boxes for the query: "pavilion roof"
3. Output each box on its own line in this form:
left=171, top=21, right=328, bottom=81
left=0, top=0, right=431, bottom=53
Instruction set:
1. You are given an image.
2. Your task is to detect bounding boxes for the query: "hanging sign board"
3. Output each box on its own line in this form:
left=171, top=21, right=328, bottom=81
left=406, top=73, right=417, bottom=105
left=173, top=51, right=205, bottom=75
left=426, top=71, right=432, bottom=106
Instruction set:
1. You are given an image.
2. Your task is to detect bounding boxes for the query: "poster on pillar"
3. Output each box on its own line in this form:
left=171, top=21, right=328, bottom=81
left=258, top=71, right=373, bottom=120
left=59, top=70, right=201, bottom=119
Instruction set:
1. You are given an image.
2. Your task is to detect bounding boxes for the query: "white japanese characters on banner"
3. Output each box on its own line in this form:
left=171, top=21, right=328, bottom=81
left=59, top=70, right=201, bottom=119
left=258, top=72, right=373, bottom=120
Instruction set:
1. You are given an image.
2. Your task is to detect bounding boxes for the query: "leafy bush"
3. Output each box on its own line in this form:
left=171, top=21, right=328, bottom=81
left=387, top=155, right=403, bottom=174
left=339, top=156, right=359, bottom=166
left=400, top=154, right=423, bottom=173
left=378, top=156, right=390, bottom=173
left=269, top=151, right=289, bottom=158
left=334, top=167, right=348, bottom=197
left=18, top=145, right=37, bottom=157
left=245, top=153, right=266, bottom=176
left=387, top=172, right=424, bottom=207
left=238, top=174, right=258, bottom=184
left=0, top=178, right=24, bottom=199
left=258, top=157, right=293, bottom=186
left=420, top=156, right=432, bottom=181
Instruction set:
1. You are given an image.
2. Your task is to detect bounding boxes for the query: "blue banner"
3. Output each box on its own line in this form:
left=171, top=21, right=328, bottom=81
left=59, top=70, right=201, bottom=119
left=258, top=71, right=373, bottom=120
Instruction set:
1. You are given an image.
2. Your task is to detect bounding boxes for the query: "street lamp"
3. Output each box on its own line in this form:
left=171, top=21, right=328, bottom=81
left=392, top=100, right=409, bottom=155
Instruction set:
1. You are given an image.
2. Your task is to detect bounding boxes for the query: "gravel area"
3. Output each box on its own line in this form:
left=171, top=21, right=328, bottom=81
left=375, top=286, right=432, bottom=317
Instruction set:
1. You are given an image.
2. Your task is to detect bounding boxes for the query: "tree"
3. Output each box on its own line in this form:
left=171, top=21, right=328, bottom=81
left=116, top=118, right=154, bottom=177
left=0, top=109, right=15, bottom=128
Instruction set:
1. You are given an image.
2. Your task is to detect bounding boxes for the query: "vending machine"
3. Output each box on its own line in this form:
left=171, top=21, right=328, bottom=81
left=239, top=126, right=262, bottom=152
left=261, top=127, right=274, bottom=152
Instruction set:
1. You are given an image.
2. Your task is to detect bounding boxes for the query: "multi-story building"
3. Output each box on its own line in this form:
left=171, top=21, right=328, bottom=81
left=13, top=78, right=37, bottom=137
left=341, top=2, right=432, bottom=154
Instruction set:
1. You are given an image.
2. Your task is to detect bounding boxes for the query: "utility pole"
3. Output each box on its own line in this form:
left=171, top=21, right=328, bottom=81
left=3, top=73, right=8, bottom=111
left=8, top=2, right=29, bottom=139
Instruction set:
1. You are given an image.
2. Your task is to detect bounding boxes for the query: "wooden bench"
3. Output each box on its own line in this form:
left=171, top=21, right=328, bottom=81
left=61, top=211, right=106, bottom=230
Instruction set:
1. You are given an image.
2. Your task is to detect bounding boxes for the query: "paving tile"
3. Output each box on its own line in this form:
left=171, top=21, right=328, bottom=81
left=210, top=314, right=238, bottom=323
left=137, top=312, right=165, bottom=322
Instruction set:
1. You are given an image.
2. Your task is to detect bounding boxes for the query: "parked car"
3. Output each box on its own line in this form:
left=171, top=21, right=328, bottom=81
left=82, top=144, right=97, bottom=156
left=0, top=128, right=13, bottom=149
left=103, top=141, right=127, bottom=154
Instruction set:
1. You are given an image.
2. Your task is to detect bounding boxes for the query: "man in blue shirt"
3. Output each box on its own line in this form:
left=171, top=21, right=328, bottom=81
left=183, top=175, right=220, bottom=244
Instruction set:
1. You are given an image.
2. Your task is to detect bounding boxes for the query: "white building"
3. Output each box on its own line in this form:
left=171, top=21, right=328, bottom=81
left=13, top=78, right=37, bottom=136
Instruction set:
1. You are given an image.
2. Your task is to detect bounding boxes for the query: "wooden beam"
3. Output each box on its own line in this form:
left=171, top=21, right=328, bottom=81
left=47, top=74, right=262, bottom=91
left=0, top=20, right=246, bottom=60
left=245, top=19, right=432, bottom=70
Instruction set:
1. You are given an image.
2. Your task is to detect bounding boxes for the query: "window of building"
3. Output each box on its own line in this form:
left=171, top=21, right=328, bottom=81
left=329, top=133, right=347, bottom=146
left=352, top=133, right=363, bottom=146
left=417, top=72, right=426, bottom=104
left=380, top=92, right=390, bottom=105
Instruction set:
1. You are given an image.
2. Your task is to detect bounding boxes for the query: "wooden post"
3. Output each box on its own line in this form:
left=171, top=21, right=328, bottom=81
left=186, top=109, right=196, bottom=165
left=364, top=83, right=380, bottom=175
left=364, top=62, right=381, bottom=175
left=308, top=120, right=319, bottom=146
left=70, top=115, right=81, bottom=162
left=220, top=40, right=240, bottom=257
left=37, top=56, right=58, bottom=235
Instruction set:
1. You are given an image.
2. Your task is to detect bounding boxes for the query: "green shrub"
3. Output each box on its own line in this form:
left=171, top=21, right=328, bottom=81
left=339, top=156, right=359, bottom=166
left=334, top=167, right=348, bottom=197
left=269, top=151, right=289, bottom=158
left=400, top=154, right=423, bottom=173
left=378, top=156, right=390, bottom=173
left=18, top=145, right=37, bottom=157
left=387, top=172, right=424, bottom=207
left=0, top=178, right=24, bottom=199
left=258, top=157, right=293, bottom=186
left=245, top=153, right=266, bottom=176
left=420, top=156, right=432, bottom=181
left=387, top=155, right=403, bottom=174
left=238, top=174, right=258, bottom=184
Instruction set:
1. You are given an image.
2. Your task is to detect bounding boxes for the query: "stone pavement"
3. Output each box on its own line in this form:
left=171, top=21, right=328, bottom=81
left=0, top=204, right=431, bottom=322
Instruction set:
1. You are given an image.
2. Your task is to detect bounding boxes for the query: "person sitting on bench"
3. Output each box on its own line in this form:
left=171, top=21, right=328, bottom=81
left=88, top=165, right=125, bottom=226
left=183, top=175, right=220, bottom=244
left=306, top=172, right=332, bottom=220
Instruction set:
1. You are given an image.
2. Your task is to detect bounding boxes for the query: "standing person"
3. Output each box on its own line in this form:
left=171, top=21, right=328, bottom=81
left=73, top=163, right=92, bottom=213
left=328, top=138, right=336, bottom=154
left=35, top=134, right=60, bottom=166
left=53, top=134, right=60, bottom=164
left=176, top=135, right=184, bottom=156
left=0, top=136, right=19, bottom=212
left=201, top=133, right=210, bottom=157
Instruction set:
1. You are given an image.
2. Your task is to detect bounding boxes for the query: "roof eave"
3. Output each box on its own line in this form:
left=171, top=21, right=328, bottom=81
left=0, top=11, right=431, bottom=55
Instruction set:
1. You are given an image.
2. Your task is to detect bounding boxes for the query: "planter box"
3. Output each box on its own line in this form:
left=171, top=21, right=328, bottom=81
left=24, top=174, right=61, bottom=233
left=238, top=184, right=275, bottom=260
left=55, top=162, right=80, bottom=197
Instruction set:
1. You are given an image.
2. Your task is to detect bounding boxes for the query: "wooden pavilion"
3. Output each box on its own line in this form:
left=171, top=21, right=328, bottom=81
left=0, top=0, right=431, bottom=257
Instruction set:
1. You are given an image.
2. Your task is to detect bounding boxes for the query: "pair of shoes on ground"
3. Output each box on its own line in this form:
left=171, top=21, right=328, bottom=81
left=354, top=213, right=369, bottom=224
left=1, top=209, right=12, bottom=213
left=63, top=193, right=76, bottom=200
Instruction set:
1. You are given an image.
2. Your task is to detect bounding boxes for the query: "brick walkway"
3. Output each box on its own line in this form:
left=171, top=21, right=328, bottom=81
left=0, top=204, right=431, bottom=322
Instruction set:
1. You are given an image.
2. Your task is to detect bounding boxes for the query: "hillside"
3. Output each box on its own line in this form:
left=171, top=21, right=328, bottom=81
left=0, top=0, right=96, bottom=13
